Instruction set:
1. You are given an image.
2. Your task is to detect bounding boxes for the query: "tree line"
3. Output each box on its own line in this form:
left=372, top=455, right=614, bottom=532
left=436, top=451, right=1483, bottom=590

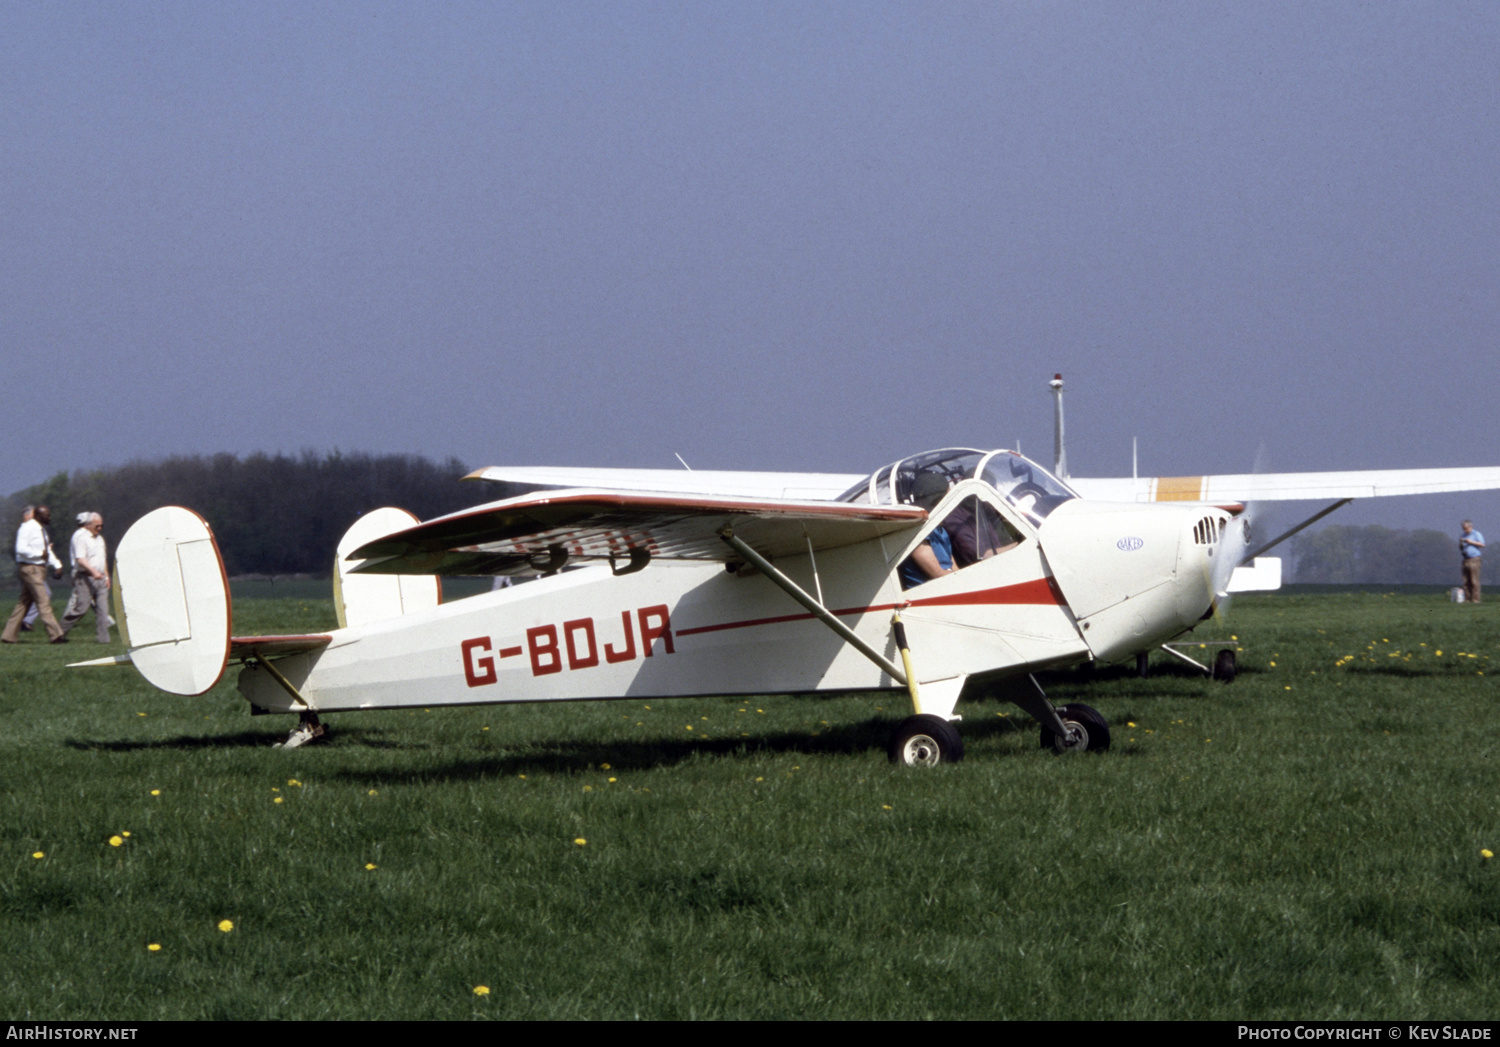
left=1286, top=524, right=1492, bottom=586
left=2, top=452, right=481, bottom=577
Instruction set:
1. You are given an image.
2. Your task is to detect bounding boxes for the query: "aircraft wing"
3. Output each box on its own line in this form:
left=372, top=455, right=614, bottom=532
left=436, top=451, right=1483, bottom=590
left=1069, top=466, right=1500, bottom=504
left=349, top=489, right=925, bottom=575
left=464, top=466, right=862, bottom=501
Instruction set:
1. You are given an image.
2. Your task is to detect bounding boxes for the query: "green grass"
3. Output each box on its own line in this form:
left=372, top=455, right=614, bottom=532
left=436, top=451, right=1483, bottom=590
left=0, top=589, right=1497, bottom=1018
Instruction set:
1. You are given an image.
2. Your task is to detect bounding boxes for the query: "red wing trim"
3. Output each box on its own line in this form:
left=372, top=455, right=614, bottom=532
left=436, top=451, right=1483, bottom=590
left=675, top=578, right=1067, bottom=638
left=352, top=491, right=926, bottom=559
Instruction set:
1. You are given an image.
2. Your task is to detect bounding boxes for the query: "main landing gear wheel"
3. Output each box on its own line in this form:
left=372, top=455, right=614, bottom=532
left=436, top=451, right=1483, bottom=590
left=1212, top=648, right=1237, bottom=683
left=888, top=714, right=965, bottom=767
left=1039, top=703, right=1111, bottom=755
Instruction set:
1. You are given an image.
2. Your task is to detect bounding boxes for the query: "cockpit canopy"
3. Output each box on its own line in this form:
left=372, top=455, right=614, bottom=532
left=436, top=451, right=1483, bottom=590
left=837, top=448, right=1078, bottom=523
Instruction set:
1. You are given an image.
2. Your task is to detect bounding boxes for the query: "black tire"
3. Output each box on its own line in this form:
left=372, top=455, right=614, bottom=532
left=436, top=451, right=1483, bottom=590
left=1135, top=651, right=1150, bottom=678
left=888, top=714, right=965, bottom=766
left=1212, top=648, right=1237, bottom=683
left=1039, top=703, right=1111, bottom=755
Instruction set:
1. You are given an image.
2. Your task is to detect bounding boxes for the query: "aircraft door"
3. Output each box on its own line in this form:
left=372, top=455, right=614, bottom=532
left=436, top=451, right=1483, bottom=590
left=893, top=486, right=1088, bottom=679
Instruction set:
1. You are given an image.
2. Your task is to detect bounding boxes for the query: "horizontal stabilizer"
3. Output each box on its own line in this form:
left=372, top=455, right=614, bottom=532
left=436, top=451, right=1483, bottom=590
left=230, top=635, right=334, bottom=658
left=67, top=653, right=135, bottom=668
left=350, top=490, right=926, bottom=575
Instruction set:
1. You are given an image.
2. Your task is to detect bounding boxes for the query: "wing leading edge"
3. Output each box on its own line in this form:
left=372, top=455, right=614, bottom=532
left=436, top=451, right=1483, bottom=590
left=1070, top=466, right=1500, bottom=504
left=348, top=490, right=926, bottom=576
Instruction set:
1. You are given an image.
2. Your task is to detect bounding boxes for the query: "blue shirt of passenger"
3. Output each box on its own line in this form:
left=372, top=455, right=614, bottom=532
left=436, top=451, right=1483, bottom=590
left=1462, top=530, right=1485, bottom=558
left=899, top=526, right=953, bottom=589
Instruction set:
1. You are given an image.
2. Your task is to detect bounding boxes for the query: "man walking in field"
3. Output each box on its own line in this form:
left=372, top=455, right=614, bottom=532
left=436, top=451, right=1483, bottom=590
left=2, top=504, right=66, bottom=643
left=1461, top=520, right=1485, bottom=604
left=61, top=512, right=111, bottom=643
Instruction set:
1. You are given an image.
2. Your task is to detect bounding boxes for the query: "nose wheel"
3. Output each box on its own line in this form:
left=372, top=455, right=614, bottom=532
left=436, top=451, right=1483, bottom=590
left=1039, top=703, right=1110, bottom=755
left=888, top=714, right=965, bottom=766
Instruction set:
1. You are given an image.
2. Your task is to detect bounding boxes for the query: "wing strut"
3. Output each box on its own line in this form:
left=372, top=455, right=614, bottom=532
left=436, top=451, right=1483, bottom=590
left=718, top=529, right=908, bottom=686
left=1241, top=498, right=1353, bottom=564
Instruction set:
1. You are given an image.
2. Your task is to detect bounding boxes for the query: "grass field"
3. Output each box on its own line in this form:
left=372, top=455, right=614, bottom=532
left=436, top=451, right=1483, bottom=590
left=1, top=587, right=1497, bottom=1019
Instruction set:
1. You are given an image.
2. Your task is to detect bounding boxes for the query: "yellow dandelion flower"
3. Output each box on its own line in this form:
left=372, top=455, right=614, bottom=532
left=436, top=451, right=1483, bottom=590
left=600, top=763, right=611, bottom=770
left=608, top=777, right=617, bottom=783
left=574, top=838, right=587, bottom=846
left=31, top=851, right=43, bottom=859
left=365, top=863, right=377, bottom=871
left=755, top=777, right=764, bottom=782
left=287, top=779, right=301, bottom=787
left=882, top=805, right=892, bottom=811
left=474, top=986, right=490, bottom=996
left=582, top=785, right=593, bottom=792
left=273, top=797, right=284, bottom=804
left=150, top=789, right=161, bottom=796
left=1483, top=849, right=1494, bottom=860
left=109, top=835, right=123, bottom=847
left=368, top=789, right=379, bottom=796
left=218, top=919, right=234, bottom=933
left=1127, top=722, right=1137, bottom=728
left=147, top=943, right=161, bottom=952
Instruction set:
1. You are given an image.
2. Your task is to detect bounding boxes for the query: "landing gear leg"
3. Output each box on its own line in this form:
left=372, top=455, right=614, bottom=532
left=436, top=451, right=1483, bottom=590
left=1007, top=674, right=1111, bottom=755
left=1136, top=651, right=1150, bottom=678
left=274, top=712, right=327, bottom=749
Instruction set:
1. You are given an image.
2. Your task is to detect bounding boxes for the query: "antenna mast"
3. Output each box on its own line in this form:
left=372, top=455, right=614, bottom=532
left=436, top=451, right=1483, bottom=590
left=1049, top=373, right=1068, bottom=478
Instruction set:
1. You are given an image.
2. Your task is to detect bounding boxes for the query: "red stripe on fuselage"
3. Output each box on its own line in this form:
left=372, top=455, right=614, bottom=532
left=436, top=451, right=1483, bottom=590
left=673, top=576, right=1066, bottom=638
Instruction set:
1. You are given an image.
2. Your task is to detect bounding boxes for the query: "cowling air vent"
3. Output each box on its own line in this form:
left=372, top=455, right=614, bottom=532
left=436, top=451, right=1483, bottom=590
left=1193, top=516, right=1224, bottom=546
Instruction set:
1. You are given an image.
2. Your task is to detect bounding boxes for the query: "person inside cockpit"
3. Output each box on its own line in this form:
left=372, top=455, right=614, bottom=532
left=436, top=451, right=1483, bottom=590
left=898, top=472, right=957, bottom=589
left=944, top=495, right=1018, bottom=568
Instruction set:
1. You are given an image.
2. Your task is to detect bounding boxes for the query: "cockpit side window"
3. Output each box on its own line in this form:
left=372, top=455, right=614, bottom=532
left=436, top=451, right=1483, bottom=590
left=897, top=488, right=1026, bottom=590
left=945, top=495, right=1023, bottom=569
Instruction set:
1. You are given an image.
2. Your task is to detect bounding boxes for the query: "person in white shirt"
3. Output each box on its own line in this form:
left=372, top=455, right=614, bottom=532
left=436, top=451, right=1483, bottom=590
left=2, top=505, right=66, bottom=643
left=17, top=506, right=44, bottom=632
left=61, top=512, right=111, bottom=643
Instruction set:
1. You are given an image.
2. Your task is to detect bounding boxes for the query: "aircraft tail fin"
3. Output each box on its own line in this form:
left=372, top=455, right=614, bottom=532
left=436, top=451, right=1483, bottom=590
left=110, top=506, right=233, bottom=696
left=333, top=508, right=441, bottom=629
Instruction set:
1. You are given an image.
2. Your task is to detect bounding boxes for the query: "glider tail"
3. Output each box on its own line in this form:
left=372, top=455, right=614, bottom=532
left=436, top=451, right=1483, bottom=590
left=332, top=508, right=440, bottom=629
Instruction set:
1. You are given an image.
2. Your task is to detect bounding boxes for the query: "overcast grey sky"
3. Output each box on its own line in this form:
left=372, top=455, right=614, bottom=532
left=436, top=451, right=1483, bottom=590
left=3, top=2, right=1496, bottom=531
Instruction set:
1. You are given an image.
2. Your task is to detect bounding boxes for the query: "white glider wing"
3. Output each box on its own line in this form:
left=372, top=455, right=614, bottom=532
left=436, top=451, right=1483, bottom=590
left=349, top=489, right=926, bottom=575
left=464, top=466, right=863, bottom=502
left=1070, top=466, right=1500, bottom=504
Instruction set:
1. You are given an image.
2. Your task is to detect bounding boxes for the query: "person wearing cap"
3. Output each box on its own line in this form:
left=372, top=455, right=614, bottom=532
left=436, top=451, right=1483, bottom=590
left=2, top=504, right=66, bottom=643
left=61, top=512, right=111, bottom=643
left=898, top=472, right=957, bottom=589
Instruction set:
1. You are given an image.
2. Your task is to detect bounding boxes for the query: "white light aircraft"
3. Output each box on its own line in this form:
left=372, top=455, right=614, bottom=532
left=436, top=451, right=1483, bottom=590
left=76, top=412, right=1500, bottom=764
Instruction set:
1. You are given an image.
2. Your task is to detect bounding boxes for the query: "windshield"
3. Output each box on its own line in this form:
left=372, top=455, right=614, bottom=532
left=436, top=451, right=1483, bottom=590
left=978, top=451, right=1077, bottom=522
left=837, top=449, right=985, bottom=505
left=838, top=448, right=1076, bottom=520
